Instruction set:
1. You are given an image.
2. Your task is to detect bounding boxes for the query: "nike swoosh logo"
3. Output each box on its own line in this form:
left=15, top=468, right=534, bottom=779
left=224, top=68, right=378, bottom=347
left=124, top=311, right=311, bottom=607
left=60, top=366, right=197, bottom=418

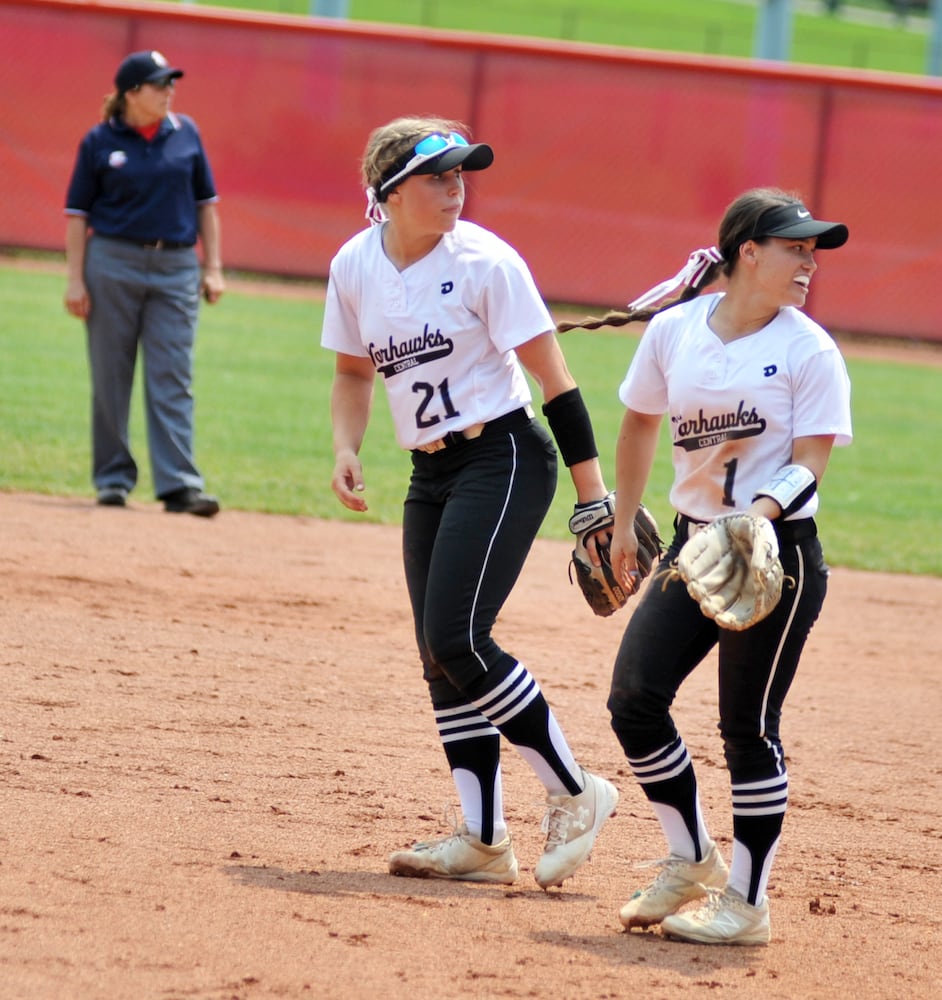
left=796, top=210, right=811, bottom=218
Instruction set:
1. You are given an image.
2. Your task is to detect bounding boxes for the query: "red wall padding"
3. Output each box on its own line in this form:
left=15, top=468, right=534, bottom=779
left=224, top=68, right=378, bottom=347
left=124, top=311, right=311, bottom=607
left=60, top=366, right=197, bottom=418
left=2, top=0, right=940, bottom=340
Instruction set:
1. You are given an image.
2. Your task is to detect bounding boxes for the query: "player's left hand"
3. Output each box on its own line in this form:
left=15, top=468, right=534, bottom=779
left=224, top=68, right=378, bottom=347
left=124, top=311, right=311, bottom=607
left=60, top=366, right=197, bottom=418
left=673, top=512, right=784, bottom=630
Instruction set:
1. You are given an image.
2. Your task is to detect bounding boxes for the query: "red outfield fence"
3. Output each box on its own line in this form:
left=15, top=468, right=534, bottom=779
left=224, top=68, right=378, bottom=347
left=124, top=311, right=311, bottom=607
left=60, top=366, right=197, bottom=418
left=2, top=0, right=941, bottom=341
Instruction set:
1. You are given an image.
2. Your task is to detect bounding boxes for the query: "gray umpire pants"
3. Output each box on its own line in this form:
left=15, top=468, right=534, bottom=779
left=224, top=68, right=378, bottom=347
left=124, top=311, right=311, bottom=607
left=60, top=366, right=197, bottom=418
left=84, top=235, right=205, bottom=499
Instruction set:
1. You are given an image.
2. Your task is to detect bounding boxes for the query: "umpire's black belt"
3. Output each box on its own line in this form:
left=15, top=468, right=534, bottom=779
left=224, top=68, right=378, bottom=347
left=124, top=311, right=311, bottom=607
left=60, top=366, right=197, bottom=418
left=676, top=513, right=817, bottom=545
left=104, top=235, right=195, bottom=250
left=413, top=406, right=535, bottom=455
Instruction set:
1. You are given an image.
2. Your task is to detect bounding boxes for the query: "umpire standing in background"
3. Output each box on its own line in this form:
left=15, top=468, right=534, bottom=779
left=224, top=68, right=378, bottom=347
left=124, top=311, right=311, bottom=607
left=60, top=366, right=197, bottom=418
left=64, top=50, right=223, bottom=517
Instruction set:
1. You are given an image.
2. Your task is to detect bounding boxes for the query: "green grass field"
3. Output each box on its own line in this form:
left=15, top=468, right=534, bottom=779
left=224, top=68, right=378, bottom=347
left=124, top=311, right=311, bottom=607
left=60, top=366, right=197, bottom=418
left=2, top=262, right=939, bottom=577
left=173, top=0, right=935, bottom=76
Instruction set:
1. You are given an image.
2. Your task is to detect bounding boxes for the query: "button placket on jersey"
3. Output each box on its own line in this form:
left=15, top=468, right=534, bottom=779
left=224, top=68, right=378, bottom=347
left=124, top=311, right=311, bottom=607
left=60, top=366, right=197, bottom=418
left=702, top=343, right=726, bottom=386
left=384, top=272, right=406, bottom=314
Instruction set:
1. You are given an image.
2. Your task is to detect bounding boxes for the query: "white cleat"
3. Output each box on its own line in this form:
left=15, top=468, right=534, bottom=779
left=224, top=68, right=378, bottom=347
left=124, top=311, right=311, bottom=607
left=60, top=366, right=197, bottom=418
left=534, top=769, right=619, bottom=889
left=388, top=823, right=518, bottom=885
left=661, top=887, right=771, bottom=946
left=619, top=842, right=729, bottom=929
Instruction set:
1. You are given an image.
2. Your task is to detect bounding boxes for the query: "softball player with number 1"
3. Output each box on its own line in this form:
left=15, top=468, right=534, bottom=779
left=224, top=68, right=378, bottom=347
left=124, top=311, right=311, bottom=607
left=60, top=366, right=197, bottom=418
left=564, top=187, right=852, bottom=943
left=321, top=116, right=619, bottom=889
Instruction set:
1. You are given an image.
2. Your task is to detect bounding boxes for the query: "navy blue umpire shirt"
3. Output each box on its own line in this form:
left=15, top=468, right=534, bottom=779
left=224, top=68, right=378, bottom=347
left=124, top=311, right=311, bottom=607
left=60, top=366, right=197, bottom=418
left=65, top=112, right=218, bottom=246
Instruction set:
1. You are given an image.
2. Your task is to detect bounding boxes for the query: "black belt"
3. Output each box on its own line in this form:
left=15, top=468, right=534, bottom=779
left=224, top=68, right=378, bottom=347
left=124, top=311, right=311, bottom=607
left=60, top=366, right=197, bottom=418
left=104, top=235, right=195, bottom=250
left=413, top=406, right=534, bottom=455
left=676, top=514, right=817, bottom=544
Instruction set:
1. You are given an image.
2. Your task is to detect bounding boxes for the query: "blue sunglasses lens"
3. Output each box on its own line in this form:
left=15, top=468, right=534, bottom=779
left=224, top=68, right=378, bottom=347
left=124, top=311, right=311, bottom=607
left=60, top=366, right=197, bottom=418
left=413, top=132, right=469, bottom=157
left=377, top=132, right=473, bottom=198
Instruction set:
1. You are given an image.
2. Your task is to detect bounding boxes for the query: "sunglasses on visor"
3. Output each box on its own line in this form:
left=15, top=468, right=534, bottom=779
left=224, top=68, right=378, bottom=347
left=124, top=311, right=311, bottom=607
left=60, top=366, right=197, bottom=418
left=378, top=132, right=470, bottom=196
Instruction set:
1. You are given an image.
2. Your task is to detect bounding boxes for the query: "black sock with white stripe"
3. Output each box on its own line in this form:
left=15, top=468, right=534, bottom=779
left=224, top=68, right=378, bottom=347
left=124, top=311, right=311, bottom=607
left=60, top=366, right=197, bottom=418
left=627, top=736, right=710, bottom=860
left=432, top=698, right=503, bottom=845
left=729, top=772, right=788, bottom=904
left=464, top=656, right=583, bottom=797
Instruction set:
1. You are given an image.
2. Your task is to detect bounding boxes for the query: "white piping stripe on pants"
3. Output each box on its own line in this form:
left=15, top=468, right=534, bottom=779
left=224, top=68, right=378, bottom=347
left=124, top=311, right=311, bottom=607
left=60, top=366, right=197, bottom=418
left=468, top=433, right=518, bottom=672
left=758, top=546, right=805, bottom=744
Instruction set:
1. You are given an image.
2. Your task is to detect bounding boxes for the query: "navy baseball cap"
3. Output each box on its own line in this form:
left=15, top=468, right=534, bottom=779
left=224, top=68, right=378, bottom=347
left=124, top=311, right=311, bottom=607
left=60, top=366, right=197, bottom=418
left=115, top=50, right=184, bottom=94
left=752, top=202, right=848, bottom=249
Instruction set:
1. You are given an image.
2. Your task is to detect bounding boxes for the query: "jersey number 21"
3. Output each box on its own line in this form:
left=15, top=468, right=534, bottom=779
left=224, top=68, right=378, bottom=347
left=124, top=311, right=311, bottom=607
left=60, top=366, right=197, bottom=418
left=413, top=378, right=459, bottom=429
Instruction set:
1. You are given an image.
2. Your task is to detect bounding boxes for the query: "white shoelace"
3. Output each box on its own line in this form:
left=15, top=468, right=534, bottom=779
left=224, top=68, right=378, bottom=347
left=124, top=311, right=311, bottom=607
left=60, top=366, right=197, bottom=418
left=540, top=804, right=574, bottom=846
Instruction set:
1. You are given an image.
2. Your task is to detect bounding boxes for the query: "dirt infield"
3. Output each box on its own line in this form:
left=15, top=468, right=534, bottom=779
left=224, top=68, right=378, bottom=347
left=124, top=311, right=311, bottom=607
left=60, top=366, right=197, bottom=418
left=2, top=490, right=939, bottom=1000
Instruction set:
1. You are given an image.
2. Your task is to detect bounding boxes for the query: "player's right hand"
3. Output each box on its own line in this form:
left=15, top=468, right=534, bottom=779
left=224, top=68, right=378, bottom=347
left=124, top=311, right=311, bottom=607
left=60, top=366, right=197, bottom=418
left=331, top=453, right=368, bottom=512
left=609, top=520, right=641, bottom=596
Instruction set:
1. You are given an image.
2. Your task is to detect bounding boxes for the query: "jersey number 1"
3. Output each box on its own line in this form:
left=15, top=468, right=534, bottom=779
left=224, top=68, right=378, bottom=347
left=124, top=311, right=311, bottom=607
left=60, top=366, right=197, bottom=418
left=722, top=458, right=738, bottom=508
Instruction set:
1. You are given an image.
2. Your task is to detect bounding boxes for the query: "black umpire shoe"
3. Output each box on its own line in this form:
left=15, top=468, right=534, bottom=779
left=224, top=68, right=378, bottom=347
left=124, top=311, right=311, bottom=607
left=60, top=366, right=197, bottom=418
left=96, top=486, right=128, bottom=507
left=161, top=487, right=220, bottom=518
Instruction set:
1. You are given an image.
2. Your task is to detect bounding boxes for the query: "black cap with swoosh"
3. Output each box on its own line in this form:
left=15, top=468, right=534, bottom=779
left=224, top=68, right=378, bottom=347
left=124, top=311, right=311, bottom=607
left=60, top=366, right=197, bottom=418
left=751, top=202, right=848, bottom=249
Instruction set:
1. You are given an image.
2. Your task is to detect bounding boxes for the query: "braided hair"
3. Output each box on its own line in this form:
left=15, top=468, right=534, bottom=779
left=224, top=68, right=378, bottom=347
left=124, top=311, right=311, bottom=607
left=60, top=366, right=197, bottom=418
left=556, top=188, right=806, bottom=333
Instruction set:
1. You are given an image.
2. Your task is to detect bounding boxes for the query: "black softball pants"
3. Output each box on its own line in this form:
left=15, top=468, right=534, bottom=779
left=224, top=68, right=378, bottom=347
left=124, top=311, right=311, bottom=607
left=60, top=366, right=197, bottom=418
left=608, top=518, right=830, bottom=783
left=402, top=411, right=557, bottom=699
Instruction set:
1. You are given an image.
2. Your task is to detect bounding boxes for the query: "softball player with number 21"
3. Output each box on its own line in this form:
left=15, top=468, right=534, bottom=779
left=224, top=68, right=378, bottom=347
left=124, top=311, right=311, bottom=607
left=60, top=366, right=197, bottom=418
left=321, top=117, right=619, bottom=889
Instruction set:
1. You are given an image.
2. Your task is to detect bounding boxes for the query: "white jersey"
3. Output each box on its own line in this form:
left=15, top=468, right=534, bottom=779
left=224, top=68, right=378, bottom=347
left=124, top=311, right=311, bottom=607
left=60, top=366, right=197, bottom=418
left=321, top=220, right=553, bottom=451
left=619, top=293, right=852, bottom=522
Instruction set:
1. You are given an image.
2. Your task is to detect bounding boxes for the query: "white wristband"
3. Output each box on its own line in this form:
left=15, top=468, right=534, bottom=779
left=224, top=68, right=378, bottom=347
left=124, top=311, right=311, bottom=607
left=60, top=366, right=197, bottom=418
left=753, top=464, right=817, bottom=518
